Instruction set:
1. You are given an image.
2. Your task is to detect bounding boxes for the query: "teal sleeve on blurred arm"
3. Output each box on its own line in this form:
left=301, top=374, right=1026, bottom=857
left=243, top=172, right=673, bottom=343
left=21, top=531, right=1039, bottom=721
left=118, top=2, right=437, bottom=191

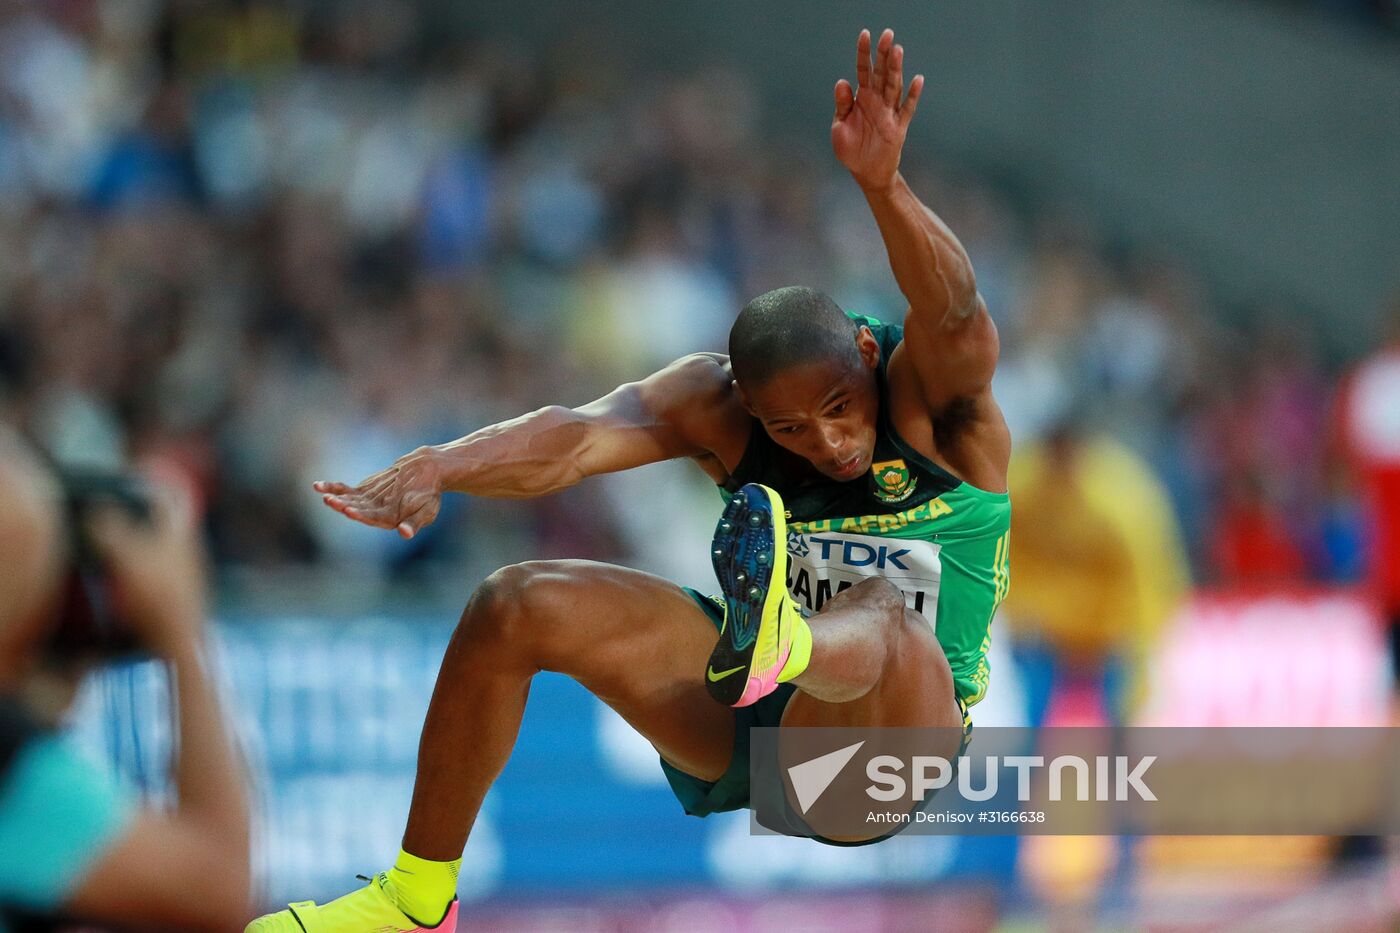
left=0, top=734, right=135, bottom=911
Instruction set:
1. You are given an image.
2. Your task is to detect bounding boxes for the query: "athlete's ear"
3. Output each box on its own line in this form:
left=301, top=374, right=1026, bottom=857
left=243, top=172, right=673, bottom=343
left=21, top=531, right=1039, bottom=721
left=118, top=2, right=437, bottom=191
left=856, top=326, right=881, bottom=370
left=732, top=379, right=756, bottom=416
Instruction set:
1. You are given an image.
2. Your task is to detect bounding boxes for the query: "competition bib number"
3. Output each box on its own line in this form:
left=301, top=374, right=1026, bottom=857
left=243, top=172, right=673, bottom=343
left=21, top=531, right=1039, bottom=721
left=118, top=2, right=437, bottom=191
left=784, top=529, right=942, bottom=627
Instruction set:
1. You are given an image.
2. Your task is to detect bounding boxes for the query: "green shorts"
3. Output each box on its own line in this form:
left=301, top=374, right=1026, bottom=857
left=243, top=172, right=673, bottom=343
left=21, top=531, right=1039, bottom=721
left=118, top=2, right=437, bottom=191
left=661, top=588, right=973, bottom=845
left=659, top=589, right=798, bottom=817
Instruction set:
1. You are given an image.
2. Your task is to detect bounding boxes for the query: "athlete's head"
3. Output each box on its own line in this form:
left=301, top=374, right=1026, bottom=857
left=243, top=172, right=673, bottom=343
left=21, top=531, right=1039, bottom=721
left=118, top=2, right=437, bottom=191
left=729, top=286, right=882, bottom=482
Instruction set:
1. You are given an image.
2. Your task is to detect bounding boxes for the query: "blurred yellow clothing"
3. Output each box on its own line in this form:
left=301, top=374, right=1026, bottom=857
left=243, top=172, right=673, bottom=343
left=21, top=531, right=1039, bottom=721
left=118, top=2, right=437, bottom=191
left=1004, top=435, right=1189, bottom=684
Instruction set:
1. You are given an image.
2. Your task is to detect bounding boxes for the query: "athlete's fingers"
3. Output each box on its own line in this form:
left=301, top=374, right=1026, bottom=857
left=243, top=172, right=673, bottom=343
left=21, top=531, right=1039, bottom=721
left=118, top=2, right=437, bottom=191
left=833, top=79, right=854, bottom=121
left=899, top=73, right=925, bottom=127
left=334, top=496, right=374, bottom=521
left=874, top=29, right=893, bottom=98
left=328, top=495, right=363, bottom=518
left=312, top=480, right=351, bottom=495
left=884, top=44, right=904, bottom=107
left=343, top=507, right=388, bottom=528
left=323, top=488, right=365, bottom=509
left=855, top=29, right=871, bottom=89
left=322, top=494, right=352, bottom=515
left=342, top=502, right=393, bottom=528
left=324, top=490, right=388, bottom=526
left=883, top=44, right=903, bottom=107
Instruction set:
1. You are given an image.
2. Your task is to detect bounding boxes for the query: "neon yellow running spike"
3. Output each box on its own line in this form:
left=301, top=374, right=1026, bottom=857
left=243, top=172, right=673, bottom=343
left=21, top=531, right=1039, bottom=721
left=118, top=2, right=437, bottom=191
left=706, top=483, right=813, bottom=707
left=244, top=872, right=458, bottom=933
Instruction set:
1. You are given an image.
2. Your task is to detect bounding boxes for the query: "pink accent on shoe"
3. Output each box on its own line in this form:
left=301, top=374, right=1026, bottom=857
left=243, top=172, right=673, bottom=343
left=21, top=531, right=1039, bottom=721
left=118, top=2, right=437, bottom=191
left=734, top=676, right=768, bottom=707
left=733, top=644, right=792, bottom=707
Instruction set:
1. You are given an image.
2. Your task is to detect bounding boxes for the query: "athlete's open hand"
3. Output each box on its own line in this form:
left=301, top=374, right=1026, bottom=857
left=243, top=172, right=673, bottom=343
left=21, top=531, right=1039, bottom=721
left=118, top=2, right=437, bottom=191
left=832, top=28, right=924, bottom=194
left=314, top=447, right=444, bottom=539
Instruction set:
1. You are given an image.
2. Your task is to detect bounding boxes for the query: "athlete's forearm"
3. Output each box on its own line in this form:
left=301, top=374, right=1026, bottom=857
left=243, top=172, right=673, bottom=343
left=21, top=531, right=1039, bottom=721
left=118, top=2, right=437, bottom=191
left=862, top=172, right=979, bottom=324
left=429, top=406, right=592, bottom=499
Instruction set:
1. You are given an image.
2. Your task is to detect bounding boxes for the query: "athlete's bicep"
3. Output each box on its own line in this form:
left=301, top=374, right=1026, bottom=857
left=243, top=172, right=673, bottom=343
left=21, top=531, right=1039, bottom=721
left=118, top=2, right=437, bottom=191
left=902, top=297, right=999, bottom=401
left=570, top=355, right=736, bottom=478
left=570, top=385, right=700, bottom=477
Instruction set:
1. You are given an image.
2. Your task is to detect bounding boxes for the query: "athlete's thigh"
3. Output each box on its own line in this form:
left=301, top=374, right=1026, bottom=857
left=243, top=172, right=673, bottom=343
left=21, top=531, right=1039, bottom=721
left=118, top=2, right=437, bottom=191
left=523, top=559, right=734, bottom=782
left=780, top=608, right=962, bottom=733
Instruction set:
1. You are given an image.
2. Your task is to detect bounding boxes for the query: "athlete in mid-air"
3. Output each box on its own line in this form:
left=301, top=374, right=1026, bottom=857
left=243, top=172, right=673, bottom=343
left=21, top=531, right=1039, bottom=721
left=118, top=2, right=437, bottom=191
left=249, top=28, right=1011, bottom=932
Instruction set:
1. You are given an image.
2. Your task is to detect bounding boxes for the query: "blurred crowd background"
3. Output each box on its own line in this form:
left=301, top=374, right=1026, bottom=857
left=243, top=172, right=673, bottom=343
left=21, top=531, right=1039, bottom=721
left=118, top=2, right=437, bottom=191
left=0, top=0, right=1392, bottom=594
left=2, top=0, right=1397, bottom=928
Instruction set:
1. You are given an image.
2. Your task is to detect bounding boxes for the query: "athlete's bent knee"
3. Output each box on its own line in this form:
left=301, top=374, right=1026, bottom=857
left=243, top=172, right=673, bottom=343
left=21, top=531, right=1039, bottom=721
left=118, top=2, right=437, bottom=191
left=459, top=554, right=590, bottom=658
left=844, top=575, right=904, bottom=608
left=459, top=561, right=570, bottom=654
left=870, top=576, right=906, bottom=605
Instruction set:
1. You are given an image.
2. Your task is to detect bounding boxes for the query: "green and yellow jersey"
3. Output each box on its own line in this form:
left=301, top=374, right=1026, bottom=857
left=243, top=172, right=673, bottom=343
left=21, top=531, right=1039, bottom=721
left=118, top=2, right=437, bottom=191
left=723, top=316, right=1011, bottom=706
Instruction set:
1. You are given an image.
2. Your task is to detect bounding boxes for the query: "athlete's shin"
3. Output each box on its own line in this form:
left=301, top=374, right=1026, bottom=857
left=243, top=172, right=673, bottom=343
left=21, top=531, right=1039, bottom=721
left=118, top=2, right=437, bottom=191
left=402, top=570, right=538, bottom=860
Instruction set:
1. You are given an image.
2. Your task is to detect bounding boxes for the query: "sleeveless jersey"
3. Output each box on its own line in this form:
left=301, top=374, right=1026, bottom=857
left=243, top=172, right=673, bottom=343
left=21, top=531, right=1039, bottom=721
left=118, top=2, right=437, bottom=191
left=723, top=316, right=1011, bottom=706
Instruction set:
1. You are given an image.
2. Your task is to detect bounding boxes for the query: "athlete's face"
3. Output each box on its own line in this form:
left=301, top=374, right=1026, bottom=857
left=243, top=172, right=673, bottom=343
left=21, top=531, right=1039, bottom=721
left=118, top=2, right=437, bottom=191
left=740, top=330, right=883, bottom=482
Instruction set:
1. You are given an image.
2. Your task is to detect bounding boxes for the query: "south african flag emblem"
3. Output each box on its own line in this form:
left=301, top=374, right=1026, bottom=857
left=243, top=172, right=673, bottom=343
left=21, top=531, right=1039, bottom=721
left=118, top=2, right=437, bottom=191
left=871, top=458, right=916, bottom=503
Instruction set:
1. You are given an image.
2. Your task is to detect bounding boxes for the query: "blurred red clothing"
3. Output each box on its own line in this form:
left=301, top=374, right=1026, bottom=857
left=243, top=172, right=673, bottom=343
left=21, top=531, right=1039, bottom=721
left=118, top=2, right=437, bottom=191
left=1210, top=497, right=1309, bottom=584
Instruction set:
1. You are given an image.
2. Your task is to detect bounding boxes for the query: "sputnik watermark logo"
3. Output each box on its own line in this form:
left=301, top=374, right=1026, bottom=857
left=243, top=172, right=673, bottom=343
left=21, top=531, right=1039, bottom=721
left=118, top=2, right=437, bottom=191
left=786, top=740, right=866, bottom=814
left=865, top=755, right=1158, bottom=802
left=786, top=745, right=1157, bottom=807
left=756, top=727, right=1400, bottom=837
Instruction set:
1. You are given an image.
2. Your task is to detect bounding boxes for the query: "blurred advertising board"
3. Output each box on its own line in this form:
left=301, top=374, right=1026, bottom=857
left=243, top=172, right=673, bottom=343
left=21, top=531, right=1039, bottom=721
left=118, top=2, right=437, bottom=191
left=1140, top=589, right=1392, bottom=728
left=1135, top=589, right=1392, bottom=878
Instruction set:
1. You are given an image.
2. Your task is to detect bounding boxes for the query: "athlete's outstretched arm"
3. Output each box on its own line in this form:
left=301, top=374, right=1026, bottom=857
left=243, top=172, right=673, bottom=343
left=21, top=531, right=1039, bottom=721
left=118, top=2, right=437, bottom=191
left=314, top=355, right=742, bottom=537
left=833, top=28, right=997, bottom=398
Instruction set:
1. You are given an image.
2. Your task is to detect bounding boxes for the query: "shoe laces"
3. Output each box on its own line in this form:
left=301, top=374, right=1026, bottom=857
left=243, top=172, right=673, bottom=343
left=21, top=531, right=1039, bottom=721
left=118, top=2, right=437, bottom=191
left=355, top=872, right=390, bottom=890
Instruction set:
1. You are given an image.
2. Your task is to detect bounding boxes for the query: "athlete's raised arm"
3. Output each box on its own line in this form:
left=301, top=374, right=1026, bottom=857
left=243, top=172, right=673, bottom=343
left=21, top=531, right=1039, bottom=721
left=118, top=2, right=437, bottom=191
left=314, top=355, right=745, bottom=538
left=833, top=28, right=998, bottom=401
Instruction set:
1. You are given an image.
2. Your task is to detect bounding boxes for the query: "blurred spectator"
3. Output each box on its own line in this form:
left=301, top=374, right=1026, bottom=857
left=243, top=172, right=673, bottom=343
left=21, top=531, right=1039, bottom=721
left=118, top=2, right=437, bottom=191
left=1001, top=419, right=1190, bottom=727
left=0, top=426, right=250, bottom=930
left=1205, top=318, right=1332, bottom=583
left=1001, top=421, right=1189, bottom=919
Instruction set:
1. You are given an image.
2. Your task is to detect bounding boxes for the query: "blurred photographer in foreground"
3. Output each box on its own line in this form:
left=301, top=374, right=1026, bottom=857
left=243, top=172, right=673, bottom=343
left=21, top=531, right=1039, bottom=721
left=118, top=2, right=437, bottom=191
left=0, top=427, right=250, bottom=931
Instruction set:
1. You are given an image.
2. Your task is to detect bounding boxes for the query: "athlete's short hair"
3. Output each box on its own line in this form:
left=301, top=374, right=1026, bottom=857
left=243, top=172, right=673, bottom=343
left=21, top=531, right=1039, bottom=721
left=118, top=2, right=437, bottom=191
left=728, top=286, right=861, bottom=386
